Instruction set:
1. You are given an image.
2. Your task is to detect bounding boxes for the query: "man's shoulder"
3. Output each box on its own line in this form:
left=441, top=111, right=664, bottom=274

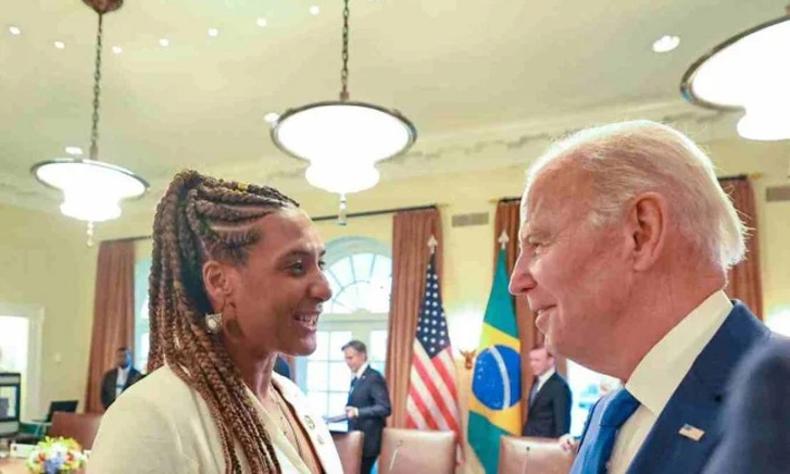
left=364, top=366, right=385, bottom=380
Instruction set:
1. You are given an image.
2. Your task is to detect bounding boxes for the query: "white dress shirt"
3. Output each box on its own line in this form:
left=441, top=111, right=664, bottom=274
left=534, top=367, right=556, bottom=396
left=115, top=366, right=130, bottom=398
left=607, top=290, right=732, bottom=474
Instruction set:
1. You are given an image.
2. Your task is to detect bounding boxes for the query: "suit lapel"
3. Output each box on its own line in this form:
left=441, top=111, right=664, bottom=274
left=627, top=303, right=770, bottom=474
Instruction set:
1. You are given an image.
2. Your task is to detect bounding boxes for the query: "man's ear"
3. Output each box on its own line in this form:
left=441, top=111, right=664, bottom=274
left=202, top=260, right=234, bottom=310
left=625, top=192, right=667, bottom=271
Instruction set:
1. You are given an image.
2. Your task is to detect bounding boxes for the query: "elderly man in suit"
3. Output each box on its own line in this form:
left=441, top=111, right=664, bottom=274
left=100, top=347, right=143, bottom=410
left=509, top=120, right=773, bottom=474
left=343, top=340, right=391, bottom=474
left=523, top=346, right=571, bottom=438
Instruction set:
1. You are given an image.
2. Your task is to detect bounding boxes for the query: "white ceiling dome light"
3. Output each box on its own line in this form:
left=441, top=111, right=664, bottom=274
left=30, top=0, right=147, bottom=245
left=270, top=0, right=416, bottom=223
left=681, top=5, right=790, bottom=141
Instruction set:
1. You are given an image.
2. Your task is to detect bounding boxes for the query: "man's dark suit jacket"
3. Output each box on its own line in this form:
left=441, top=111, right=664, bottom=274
left=100, top=367, right=143, bottom=409
left=574, top=301, right=771, bottom=474
left=347, top=366, right=392, bottom=458
left=702, top=335, right=789, bottom=474
left=523, top=371, right=572, bottom=438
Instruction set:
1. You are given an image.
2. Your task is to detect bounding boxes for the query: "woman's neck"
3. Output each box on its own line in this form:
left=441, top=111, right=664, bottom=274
left=224, top=343, right=276, bottom=401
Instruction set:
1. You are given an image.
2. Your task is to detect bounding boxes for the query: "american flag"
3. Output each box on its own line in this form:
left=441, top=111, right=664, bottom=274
left=406, top=253, right=462, bottom=444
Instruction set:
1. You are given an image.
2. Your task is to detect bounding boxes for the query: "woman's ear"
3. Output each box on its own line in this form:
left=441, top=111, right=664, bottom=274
left=202, top=260, right=233, bottom=310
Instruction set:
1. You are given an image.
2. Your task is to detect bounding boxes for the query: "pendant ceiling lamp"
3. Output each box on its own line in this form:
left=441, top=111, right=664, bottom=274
left=681, top=4, right=790, bottom=141
left=271, top=0, right=416, bottom=216
left=31, top=0, right=148, bottom=243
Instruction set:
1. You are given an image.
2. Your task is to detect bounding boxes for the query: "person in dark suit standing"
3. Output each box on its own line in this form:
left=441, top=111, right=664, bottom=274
left=508, top=121, right=772, bottom=473
left=702, top=336, right=790, bottom=474
left=343, top=340, right=391, bottom=474
left=100, top=347, right=143, bottom=410
left=523, top=346, right=571, bottom=438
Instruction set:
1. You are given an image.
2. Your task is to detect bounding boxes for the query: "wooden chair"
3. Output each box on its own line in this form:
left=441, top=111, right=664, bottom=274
left=378, top=428, right=456, bottom=474
left=331, top=430, right=364, bottom=474
left=48, top=412, right=102, bottom=450
left=498, top=435, right=575, bottom=474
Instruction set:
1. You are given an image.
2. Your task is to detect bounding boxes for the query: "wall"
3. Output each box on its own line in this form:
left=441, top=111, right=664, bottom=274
left=0, top=204, right=96, bottom=418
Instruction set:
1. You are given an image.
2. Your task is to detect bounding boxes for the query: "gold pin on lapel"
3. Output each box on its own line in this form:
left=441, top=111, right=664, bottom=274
left=678, top=424, right=705, bottom=441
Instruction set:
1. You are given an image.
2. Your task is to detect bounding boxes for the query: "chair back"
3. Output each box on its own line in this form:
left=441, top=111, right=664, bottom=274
left=48, top=412, right=102, bottom=449
left=378, top=428, right=455, bottom=474
left=45, top=400, right=78, bottom=423
left=331, top=430, right=364, bottom=474
left=498, top=435, right=575, bottom=474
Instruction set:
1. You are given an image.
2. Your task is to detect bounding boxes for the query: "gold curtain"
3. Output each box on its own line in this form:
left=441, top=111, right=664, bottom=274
left=385, top=208, right=443, bottom=427
left=720, top=177, right=763, bottom=319
left=84, top=241, right=135, bottom=413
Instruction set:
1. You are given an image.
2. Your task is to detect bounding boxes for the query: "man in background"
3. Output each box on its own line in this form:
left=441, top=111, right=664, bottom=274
left=522, top=346, right=571, bottom=438
left=273, top=354, right=292, bottom=379
left=100, top=347, right=143, bottom=410
left=509, top=120, right=771, bottom=473
left=343, top=340, right=391, bottom=474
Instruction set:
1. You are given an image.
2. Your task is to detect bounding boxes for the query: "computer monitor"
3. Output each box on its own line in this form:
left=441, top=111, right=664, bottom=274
left=45, top=400, right=78, bottom=423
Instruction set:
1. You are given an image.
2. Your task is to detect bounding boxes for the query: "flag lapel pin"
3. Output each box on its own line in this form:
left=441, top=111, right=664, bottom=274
left=678, top=423, right=705, bottom=441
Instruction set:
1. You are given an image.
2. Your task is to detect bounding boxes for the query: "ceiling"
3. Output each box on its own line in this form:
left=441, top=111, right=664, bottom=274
left=2, top=0, right=789, bottom=214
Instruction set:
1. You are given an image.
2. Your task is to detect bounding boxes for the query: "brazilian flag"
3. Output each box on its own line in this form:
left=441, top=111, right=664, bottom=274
left=468, top=248, right=522, bottom=474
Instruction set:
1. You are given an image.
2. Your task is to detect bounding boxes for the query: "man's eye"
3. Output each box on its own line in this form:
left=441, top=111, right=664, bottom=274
left=289, top=261, right=305, bottom=274
left=318, top=259, right=326, bottom=270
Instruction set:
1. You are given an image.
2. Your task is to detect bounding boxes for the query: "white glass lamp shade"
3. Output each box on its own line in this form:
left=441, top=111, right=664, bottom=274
left=305, top=162, right=380, bottom=194
left=681, top=17, right=790, bottom=140
left=272, top=101, right=416, bottom=166
left=32, top=158, right=148, bottom=222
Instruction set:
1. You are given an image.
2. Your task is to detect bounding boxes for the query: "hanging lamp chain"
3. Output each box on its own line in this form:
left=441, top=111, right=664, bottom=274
left=89, top=13, right=104, bottom=161
left=340, top=0, right=350, bottom=101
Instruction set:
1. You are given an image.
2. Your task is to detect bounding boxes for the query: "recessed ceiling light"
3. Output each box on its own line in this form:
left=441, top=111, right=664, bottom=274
left=65, top=146, right=83, bottom=156
left=309, top=5, right=320, bottom=15
left=9, top=26, right=21, bottom=36
left=256, top=17, right=268, bottom=28
left=208, top=27, right=219, bottom=37
left=112, top=45, right=123, bottom=54
left=54, top=41, right=66, bottom=49
left=264, top=112, right=280, bottom=124
left=652, top=35, right=680, bottom=53
left=159, top=38, right=170, bottom=47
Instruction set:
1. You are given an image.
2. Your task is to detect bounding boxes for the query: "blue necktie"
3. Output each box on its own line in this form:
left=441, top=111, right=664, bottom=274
left=571, top=388, right=640, bottom=474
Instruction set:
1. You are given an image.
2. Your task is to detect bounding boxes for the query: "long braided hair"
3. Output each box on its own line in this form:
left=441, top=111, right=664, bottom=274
left=148, top=170, right=299, bottom=473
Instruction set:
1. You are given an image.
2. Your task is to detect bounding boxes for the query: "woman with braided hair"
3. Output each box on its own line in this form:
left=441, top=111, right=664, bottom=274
left=90, top=170, right=342, bottom=473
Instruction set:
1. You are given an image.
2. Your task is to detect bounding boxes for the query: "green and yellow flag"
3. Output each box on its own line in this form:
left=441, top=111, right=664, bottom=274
left=468, top=248, right=522, bottom=474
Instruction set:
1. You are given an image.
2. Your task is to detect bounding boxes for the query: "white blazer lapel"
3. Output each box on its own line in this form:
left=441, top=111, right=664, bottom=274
left=274, top=374, right=344, bottom=474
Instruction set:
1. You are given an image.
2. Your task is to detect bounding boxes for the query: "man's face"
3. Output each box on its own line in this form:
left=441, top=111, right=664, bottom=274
left=225, top=208, right=332, bottom=358
left=528, top=347, right=554, bottom=376
left=344, top=347, right=366, bottom=373
left=509, top=166, right=631, bottom=363
left=116, top=350, right=131, bottom=369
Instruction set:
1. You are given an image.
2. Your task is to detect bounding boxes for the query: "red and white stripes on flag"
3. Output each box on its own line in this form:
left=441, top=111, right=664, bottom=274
left=405, top=254, right=462, bottom=448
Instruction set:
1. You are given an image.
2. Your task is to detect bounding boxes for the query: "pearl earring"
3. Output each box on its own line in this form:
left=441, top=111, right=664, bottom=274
left=205, top=312, right=223, bottom=334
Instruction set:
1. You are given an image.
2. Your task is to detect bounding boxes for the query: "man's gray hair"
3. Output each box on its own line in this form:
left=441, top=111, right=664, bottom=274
left=525, top=120, right=746, bottom=270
